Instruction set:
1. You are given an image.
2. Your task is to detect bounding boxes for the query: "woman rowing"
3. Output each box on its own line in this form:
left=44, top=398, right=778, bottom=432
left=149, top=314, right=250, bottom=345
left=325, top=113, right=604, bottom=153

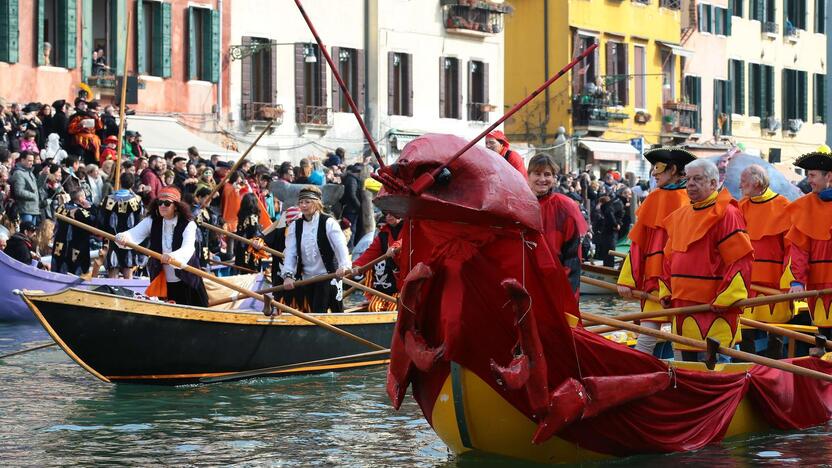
left=280, top=186, right=351, bottom=313
left=350, top=211, right=403, bottom=311
left=115, top=186, right=209, bottom=306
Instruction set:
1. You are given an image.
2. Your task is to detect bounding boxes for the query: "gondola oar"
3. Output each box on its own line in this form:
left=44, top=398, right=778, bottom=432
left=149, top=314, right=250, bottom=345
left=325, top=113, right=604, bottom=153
left=608, top=250, right=627, bottom=259
left=56, top=214, right=387, bottom=352
left=580, top=276, right=832, bottom=351
left=199, top=349, right=391, bottom=384
left=203, top=120, right=274, bottom=204
left=206, top=258, right=258, bottom=274
left=199, top=221, right=283, bottom=258
left=582, top=310, right=832, bottom=383
left=0, top=342, right=57, bottom=360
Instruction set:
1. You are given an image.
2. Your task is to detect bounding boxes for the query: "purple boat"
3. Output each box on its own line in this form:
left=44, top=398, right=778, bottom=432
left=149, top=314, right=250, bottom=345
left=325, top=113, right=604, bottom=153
left=0, top=251, right=149, bottom=322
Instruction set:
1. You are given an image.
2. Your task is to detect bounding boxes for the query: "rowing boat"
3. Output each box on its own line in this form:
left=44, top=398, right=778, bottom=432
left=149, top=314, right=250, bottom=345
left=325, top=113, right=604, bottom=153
left=19, top=287, right=394, bottom=385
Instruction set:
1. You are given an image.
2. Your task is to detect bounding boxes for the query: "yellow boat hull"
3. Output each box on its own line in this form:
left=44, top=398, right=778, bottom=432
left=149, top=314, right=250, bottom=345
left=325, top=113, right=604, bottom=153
left=429, top=357, right=829, bottom=464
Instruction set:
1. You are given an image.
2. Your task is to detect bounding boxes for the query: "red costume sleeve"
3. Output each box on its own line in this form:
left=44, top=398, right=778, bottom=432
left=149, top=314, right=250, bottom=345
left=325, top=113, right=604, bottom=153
left=353, top=235, right=384, bottom=268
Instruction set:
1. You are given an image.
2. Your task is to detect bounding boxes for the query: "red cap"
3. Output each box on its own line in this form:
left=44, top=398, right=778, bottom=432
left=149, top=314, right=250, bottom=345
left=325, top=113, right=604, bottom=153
left=158, top=186, right=181, bottom=202
left=104, top=135, right=118, bottom=145
left=486, top=130, right=509, bottom=146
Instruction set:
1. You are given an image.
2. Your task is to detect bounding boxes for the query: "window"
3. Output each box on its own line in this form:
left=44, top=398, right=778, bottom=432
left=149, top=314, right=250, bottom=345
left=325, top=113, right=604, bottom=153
left=714, top=79, right=732, bottom=135
left=633, top=45, right=646, bottom=109
left=751, top=0, right=776, bottom=22
left=783, top=69, right=808, bottom=121
left=699, top=4, right=713, bottom=33
left=684, top=76, right=702, bottom=132
left=241, top=37, right=277, bottom=121
left=732, top=0, right=744, bottom=16
left=662, top=51, right=676, bottom=101
left=714, top=7, right=733, bottom=35
left=729, top=59, right=745, bottom=114
left=572, top=34, right=598, bottom=94
left=388, top=52, right=412, bottom=116
left=467, top=60, right=489, bottom=122
left=37, top=0, right=76, bottom=68
left=294, top=43, right=326, bottom=124
left=330, top=47, right=364, bottom=114
left=749, top=63, right=774, bottom=118
left=784, top=0, right=807, bottom=30
left=439, top=57, right=461, bottom=119
left=816, top=0, right=826, bottom=32
left=136, top=0, right=171, bottom=77
left=188, top=7, right=219, bottom=82
left=0, top=0, right=19, bottom=63
left=605, top=41, right=628, bottom=106
left=814, top=73, right=826, bottom=123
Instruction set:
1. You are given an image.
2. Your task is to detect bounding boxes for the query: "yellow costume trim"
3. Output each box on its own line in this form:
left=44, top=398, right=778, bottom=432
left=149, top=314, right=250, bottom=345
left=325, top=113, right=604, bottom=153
left=616, top=255, right=637, bottom=288
left=750, top=187, right=777, bottom=203
left=780, top=258, right=798, bottom=289
left=658, top=279, right=671, bottom=300
left=691, top=190, right=718, bottom=209
left=713, top=272, right=748, bottom=308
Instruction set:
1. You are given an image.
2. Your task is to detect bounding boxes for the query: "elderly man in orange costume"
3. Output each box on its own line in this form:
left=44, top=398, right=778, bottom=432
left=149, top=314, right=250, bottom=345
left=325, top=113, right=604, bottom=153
left=781, top=150, right=832, bottom=340
left=737, top=164, right=792, bottom=357
left=617, top=147, right=693, bottom=355
left=659, top=159, right=753, bottom=361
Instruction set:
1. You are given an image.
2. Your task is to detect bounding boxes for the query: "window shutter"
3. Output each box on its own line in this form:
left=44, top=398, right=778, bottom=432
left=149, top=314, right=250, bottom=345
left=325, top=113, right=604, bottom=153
left=0, top=0, right=20, bottom=63
left=698, top=3, right=705, bottom=31
left=406, top=53, right=413, bottom=116
left=136, top=0, right=145, bottom=74
left=457, top=60, right=463, bottom=119
left=330, top=46, right=340, bottom=111
left=800, top=71, right=808, bottom=121
left=356, top=49, right=365, bottom=113
left=294, top=43, right=305, bottom=122
left=208, top=9, right=219, bottom=83
left=160, top=2, right=171, bottom=78
left=757, top=0, right=765, bottom=21
left=81, top=0, right=91, bottom=77
left=467, top=60, right=474, bottom=119
left=387, top=52, right=395, bottom=115
left=694, top=76, right=702, bottom=132
left=36, top=0, right=44, bottom=65
left=715, top=7, right=723, bottom=34
left=270, top=39, right=278, bottom=104
left=761, top=65, right=768, bottom=119
left=483, top=62, right=490, bottom=111
left=318, top=48, right=326, bottom=108
left=62, top=0, right=77, bottom=68
left=605, top=41, right=614, bottom=78
left=738, top=60, right=745, bottom=114
left=622, top=45, right=629, bottom=106
left=187, top=7, right=196, bottom=80
left=111, top=0, right=124, bottom=73
left=726, top=7, right=733, bottom=34
left=438, top=57, right=446, bottom=118
left=241, top=36, right=252, bottom=112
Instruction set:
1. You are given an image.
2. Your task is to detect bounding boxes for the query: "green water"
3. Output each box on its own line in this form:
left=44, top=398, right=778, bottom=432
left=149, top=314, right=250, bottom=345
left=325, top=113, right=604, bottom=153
left=1, top=296, right=830, bottom=466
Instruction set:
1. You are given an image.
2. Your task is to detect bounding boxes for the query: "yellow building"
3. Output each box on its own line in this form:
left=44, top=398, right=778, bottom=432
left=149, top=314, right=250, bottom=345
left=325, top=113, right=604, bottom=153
left=505, top=0, right=695, bottom=175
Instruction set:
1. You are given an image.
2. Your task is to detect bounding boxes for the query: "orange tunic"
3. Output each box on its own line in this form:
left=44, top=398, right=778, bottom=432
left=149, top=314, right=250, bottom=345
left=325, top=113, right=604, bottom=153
left=781, top=192, right=832, bottom=327
left=661, top=190, right=754, bottom=351
left=221, top=183, right=242, bottom=232
left=618, top=185, right=688, bottom=321
left=738, top=189, right=792, bottom=323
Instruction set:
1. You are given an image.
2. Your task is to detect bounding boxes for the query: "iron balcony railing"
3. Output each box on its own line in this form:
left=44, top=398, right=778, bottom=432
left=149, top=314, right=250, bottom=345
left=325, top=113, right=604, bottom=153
left=242, top=102, right=284, bottom=123
left=296, top=105, right=333, bottom=126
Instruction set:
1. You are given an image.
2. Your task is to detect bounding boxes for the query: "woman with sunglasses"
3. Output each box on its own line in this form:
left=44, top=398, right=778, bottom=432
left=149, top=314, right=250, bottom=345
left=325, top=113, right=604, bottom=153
left=349, top=211, right=403, bottom=312
left=115, top=186, right=209, bottom=307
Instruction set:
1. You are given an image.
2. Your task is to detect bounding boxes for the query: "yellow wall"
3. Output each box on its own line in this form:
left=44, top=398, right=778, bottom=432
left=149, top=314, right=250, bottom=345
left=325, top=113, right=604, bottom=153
left=505, top=0, right=683, bottom=145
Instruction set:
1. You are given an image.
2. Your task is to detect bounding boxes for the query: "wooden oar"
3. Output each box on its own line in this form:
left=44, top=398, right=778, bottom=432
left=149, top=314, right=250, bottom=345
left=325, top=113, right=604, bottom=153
left=608, top=250, right=627, bottom=259
left=203, top=120, right=274, bottom=204
left=199, top=348, right=391, bottom=384
left=199, top=222, right=283, bottom=258
left=208, top=250, right=395, bottom=307
left=56, top=214, right=386, bottom=352
left=751, top=284, right=784, bottom=296
left=0, top=342, right=57, bottom=360
left=582, top=311, right=832, bottom=383
left=207, top=258, right=257, bottom=274
left=580, top=276, right=832, bottom=350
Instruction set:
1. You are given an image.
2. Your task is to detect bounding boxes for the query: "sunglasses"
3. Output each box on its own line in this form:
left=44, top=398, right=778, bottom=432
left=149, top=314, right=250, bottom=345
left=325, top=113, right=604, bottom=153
left=159, top=200, right=174, bottom=207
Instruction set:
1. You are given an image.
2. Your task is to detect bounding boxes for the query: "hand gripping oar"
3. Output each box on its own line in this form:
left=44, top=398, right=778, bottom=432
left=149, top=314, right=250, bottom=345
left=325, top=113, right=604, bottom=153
left=199, top=349, right=390, bottom=384
left=580, top=276, right=832, bottom=351
left=56, top=214, right=386, bottom=352
left=203, top=120, right=274, bottom=205
left=208, top=250, right=397, bottom=307
left=582, top=310, right=832, bottom=383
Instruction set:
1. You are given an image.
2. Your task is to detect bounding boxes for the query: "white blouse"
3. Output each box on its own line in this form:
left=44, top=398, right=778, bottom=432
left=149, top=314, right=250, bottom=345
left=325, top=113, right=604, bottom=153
left=120, top=216, right=197, bottom=283
left=281, top=212, right=350, bottom=279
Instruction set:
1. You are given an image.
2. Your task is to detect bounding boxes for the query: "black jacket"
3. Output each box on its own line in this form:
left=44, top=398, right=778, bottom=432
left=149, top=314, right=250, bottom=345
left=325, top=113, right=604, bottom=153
left=4, top=233, right=33, bottom=265
left=340, top=172, right=362, bottom=214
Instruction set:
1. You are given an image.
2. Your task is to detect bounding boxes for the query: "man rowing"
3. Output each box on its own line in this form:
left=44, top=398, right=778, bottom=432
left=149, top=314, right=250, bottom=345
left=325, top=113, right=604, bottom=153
left=738, top=164, right=792, bottom=357
left=781, top=150, right=832, bottom=339
left=659, top=159, right=753, bottom=361
left=617, top=147, right=693, bottom=355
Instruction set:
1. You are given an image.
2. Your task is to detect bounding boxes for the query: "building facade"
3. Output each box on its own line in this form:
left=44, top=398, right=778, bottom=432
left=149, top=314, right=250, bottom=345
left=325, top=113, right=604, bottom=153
left=226, top=0, right=506, bottom=164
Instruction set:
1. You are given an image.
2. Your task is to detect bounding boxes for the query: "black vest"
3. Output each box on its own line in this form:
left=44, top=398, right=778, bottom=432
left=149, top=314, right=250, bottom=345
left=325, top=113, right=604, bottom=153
left=372, top=227, right=400, bottom=295
left=147, top=216, right=207, bottom=300
left=294, top=213, right=337, bottom=275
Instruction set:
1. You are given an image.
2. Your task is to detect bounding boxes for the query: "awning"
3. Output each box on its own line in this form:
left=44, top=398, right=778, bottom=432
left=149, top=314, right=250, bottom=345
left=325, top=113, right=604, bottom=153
left=125, top=115, right=240, bottom=159
left=579, top=139, right=639, bottom=162
left=658, top=41, right=694, bottom=58
left=389, top=131, right=421, bottom=151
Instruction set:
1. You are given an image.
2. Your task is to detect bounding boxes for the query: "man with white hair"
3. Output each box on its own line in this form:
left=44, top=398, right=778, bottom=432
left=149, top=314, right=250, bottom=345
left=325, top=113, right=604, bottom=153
left=659, top=159, right=754, bottom=361
left=781, top=150, right=832, bottom=340
left=738, top=164, right=792, bottom=358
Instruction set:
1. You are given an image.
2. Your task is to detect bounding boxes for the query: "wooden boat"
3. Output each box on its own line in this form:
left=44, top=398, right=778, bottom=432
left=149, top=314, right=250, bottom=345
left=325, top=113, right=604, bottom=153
left=0, top=250, right=148, bottom=322
left=19, top=287, right=394, bottom=385
left=580, top=263, right=618, bottom=296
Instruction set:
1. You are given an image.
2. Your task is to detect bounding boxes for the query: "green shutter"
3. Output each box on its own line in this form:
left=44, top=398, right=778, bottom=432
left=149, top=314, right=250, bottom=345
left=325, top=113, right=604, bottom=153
left=738, top=60, right=745, bottom=114
left=81, top=0, right=91, bottom=77
left=698, top=4, right=705, bottom=31
left=800, top=71, right=808, bottom=121
left=111, top=0, right=125, bottom=73
left=206, top=9, right=219, bottom=82
left=156, top=2, right=171, bottom=77
left=760, top=64, right=768, bottom=119
left=36, top=0, right=44, bottom=65
left=726, top=7, right=733, bottom=35
left=0, top=0, right=19, bottom=63
left=188, top=7, right=196, bottom=80
left=61, top=0, right=77, bottom=69
left=136, top=0, right=145, bottom=74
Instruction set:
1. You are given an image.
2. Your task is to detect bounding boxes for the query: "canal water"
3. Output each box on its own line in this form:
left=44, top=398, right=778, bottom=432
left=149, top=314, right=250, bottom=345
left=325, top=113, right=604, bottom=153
left=1, top=296, right=830, bottom=466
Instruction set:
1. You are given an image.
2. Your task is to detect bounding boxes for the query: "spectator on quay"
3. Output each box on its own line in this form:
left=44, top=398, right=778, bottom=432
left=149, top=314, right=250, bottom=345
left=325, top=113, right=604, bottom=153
left=593, top=195, right=620, bottom=267
left=134, top=157, right=148, bottom=176
left=5, top=221, right=46, bottom=269
left=100, top=105, right=119, bottom=139
left=92, top=46, right=108, bottom=75
left=122, top=131, right=137, bottom=159
left=140, top=155, right=165, bottom=202
left=172, top=156, right=188, bottom=189
left=59, top=154, right=82, bottom=194
left=11, top=151, right=42, bottom=226
left=617, top=187, right=633, bottom=240
left=257, top=173, right=278, bottom=222
left=67, top=98, right=103, bottom=165
left=195, top=167, right=216, bottom=194
left=0, top=165, right=11, bottom=212
left=294, top=158, right=313, bottom=184
left=484, top=130, right=526, bottom=175
left=85, top=164, right=105, bottom=206
left=36, top=102, right=54, bottom=149
left=131, top=132, right=147, bottom=160
left=325, top=149, right=342, bottom=168
left=162, top=170, right=175, bottom=187
left=183, top=163, right=199, bottom=194
left=209, top=154, right=220, bottom=168
left=42, top=133, right=67, bottom=164
left=340, top=163, right=363, bottom=248
left=187, top=146, right=207, bottom=166
left=19, top=129, right=39, bottom=154
left=100, top=159, right=115, bottom=180
left=0, top=103, right=12, bottom=149
left=38, top=163, right=63, bottom=220
left=99, top=135, right=118, bottom=165
left=47, top=100, right=70, bottom=144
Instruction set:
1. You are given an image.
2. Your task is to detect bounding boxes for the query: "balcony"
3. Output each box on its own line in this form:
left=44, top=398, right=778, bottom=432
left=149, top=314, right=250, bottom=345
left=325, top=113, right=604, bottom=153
left=242, top=102, right=284, bottom=124
left=784, top=21, right=799, bottom=42
left=467, top=102, right=495, bottom=122
left=659, top=0, right=680, bottom=9
left=440, top=0, right=512, bottom=37
left=87, top=74, right=146, bottom=94
left=762, top=21, right=779, bottom=37
left=296, top=105, right=333, bottom=128
left=662, top=101, right=699, bottom=136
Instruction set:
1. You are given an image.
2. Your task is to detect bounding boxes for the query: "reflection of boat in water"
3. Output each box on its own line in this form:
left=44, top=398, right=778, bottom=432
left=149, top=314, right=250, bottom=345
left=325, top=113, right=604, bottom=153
left=20, top=286, right=395, bottom=385
left=0, top=251, right=148, bottom=322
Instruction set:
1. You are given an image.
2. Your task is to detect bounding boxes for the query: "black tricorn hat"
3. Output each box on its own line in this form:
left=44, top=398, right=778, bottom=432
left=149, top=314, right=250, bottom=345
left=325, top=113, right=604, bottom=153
left=794, top=151, right=832, bottom=171
left=643, top=147, right=697, bottom=167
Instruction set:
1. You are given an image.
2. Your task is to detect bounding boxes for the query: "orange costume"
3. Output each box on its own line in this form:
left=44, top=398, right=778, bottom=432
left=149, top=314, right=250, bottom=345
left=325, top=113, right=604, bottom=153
left=67, top=112, right=103, bottom=162
left=738, top=188, right=792, bottom=323
left=660, top=189, right=754, bottom=351
left=221, top=183, right=243, bottom=232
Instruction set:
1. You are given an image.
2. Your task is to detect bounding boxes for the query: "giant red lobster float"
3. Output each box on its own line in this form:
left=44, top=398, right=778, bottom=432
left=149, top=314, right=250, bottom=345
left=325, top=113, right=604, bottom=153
left=373, top=134, right=832, bottom=464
